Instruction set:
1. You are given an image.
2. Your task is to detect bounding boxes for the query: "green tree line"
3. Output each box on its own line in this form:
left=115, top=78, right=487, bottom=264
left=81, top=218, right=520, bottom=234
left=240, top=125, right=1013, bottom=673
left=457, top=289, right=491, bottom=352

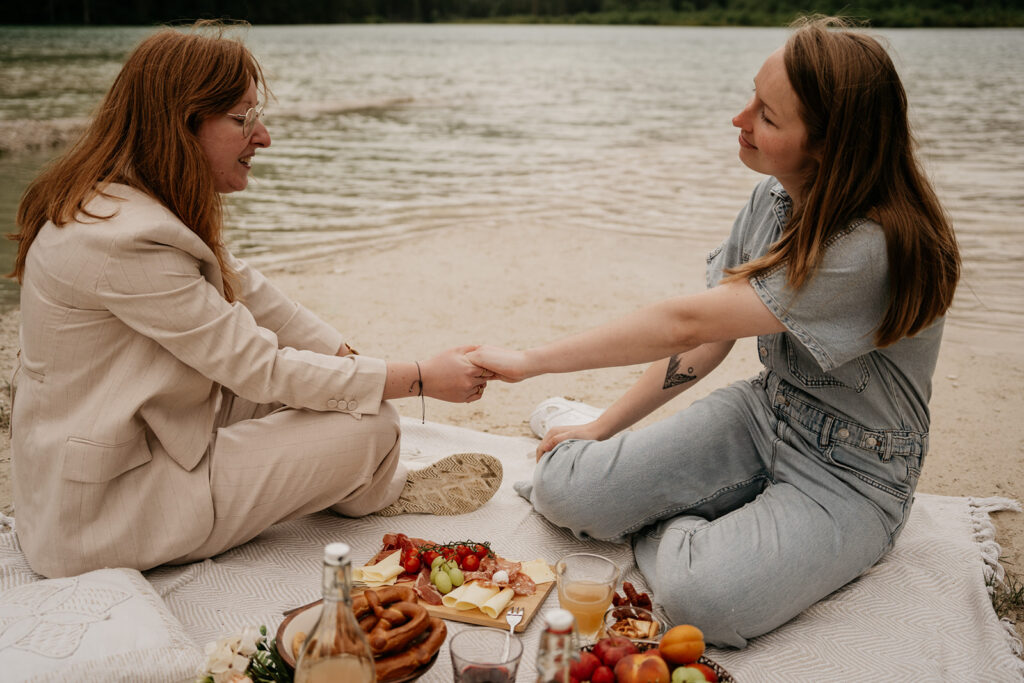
left=3, top=0, right=1023, bottom=26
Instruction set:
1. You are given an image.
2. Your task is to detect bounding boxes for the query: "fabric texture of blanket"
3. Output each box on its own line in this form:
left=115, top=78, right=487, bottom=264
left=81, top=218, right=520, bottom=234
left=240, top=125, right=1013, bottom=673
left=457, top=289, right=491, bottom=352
left=1, top=417, right=1022, bottom=681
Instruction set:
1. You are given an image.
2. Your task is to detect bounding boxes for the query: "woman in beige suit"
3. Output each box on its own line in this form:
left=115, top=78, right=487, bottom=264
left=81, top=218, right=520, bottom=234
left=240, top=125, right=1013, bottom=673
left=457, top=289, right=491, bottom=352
left=9, top=22, right=500, bottom=579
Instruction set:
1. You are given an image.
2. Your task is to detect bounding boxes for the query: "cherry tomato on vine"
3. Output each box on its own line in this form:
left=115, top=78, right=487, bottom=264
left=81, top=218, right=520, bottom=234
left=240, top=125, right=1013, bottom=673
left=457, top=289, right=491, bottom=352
left=402, top=555, right=421, bottom=574
left=442, top=547, right=457, bottom=561
left=473, top=544, right=489, bottom=559
left=460, top=553, right=481, bottom=572
left=455, top=544, right=471, bottom=559
left=422, top=550, right=441, bottom=568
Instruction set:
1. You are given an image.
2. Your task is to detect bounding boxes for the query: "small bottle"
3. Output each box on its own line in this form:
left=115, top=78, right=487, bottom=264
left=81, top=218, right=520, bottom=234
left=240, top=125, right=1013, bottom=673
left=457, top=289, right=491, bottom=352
left=535, top=608, right=579, bottom=683
left=294, top=542, right=376, bottom=683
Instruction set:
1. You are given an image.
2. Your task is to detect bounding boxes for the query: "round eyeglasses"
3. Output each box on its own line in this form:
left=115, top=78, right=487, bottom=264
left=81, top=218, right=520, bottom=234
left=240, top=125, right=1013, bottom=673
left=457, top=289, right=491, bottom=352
left=226, top=105, right=264, bottom=138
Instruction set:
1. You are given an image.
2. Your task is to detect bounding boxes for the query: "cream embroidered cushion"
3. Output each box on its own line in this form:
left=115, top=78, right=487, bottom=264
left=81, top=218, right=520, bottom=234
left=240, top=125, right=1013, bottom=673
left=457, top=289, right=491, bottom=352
left=0, top=567, right=202, bottom=682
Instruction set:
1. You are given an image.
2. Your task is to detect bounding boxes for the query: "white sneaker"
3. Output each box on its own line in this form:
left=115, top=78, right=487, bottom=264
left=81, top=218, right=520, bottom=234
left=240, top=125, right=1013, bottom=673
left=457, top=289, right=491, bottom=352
left=528, top=397, right=603, bottom=438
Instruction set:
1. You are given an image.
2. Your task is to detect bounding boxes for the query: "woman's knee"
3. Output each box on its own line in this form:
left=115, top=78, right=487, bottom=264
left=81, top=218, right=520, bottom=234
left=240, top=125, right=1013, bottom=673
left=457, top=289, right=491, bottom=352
left=656, top=570, right=755, bottom=648
left=530, top=440, right=624, bottom=539
left=359, top=400, right=401, bottom=460
left=376, top=400, right=400, bottom=438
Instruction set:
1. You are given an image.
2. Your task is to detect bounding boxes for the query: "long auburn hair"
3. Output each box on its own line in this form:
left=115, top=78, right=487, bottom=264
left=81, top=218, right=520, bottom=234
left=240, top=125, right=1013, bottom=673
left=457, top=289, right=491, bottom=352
left=727, top=16, right=960, bottom=347
left=9, top=20, right=268, bottom=302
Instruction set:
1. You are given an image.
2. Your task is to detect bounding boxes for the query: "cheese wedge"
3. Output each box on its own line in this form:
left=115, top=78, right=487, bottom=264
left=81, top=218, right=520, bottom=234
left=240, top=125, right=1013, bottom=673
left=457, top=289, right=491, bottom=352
left=520, top=559, right=556, bottom=584
left=442, top=580, right=500, bottom=611
left=353, top=550, right=402, bottom=587
left=479, top=587, right=516, bottom=619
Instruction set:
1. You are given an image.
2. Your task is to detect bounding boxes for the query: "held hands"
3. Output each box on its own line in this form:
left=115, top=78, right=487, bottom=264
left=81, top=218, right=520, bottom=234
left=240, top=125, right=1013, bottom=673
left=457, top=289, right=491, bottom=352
left=420, top=346, right=492, bottom=403
left=464, top=345, right=530, bottom=383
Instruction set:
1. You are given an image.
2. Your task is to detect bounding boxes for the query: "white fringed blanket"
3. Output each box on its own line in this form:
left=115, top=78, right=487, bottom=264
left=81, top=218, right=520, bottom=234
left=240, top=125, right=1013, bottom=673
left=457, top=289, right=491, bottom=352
left=1, top=418, right=1022, bottom=682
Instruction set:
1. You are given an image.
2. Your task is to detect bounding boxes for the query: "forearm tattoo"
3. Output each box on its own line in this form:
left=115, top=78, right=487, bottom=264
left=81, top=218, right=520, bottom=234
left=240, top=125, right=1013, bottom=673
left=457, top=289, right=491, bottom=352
left=663, top=354, right=697, bottom=389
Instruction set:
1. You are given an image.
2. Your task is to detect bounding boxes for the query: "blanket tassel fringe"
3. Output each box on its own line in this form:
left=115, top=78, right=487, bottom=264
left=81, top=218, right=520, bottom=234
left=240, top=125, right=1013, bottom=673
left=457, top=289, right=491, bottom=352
left=968, top=496, right=1024, bottom=671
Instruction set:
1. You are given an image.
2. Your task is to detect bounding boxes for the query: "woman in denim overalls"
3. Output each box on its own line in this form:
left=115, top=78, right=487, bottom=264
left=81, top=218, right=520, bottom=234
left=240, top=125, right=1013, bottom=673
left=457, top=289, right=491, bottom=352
left=469, top=16, right=961, bottom=647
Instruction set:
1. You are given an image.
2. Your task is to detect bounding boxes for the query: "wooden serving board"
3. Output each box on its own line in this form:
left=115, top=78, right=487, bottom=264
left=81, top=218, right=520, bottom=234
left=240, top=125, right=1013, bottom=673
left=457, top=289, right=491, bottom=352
left=422, top=579, right=555, bottom=632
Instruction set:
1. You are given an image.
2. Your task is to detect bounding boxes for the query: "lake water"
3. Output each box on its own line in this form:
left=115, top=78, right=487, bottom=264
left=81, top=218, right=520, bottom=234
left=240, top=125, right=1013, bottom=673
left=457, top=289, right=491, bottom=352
left=1, top=24, right=1021, bottom=343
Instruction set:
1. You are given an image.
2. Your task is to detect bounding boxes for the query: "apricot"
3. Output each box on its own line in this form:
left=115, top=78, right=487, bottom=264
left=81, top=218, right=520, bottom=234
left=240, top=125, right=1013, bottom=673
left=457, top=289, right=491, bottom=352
left=658, top=625, right=705, bottom=666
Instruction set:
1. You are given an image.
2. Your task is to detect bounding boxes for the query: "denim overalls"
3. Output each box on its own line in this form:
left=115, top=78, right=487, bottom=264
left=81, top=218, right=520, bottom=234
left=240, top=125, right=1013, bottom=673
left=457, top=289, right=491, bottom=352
left=518, top=178, right=940, bottom=647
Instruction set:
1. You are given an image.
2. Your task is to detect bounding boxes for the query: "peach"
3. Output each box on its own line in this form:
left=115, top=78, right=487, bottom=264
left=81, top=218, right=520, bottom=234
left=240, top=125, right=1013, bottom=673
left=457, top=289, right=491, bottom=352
left=614, top=652, right=671, bottom=683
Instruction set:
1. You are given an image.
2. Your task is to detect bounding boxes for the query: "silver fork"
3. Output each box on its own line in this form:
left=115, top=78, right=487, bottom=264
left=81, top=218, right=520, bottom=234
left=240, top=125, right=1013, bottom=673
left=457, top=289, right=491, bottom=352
left=502, top=606, right=525, bottom=660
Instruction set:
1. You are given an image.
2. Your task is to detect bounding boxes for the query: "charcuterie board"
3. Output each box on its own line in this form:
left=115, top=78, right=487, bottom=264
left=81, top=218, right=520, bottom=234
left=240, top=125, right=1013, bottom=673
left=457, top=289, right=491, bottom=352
left=420, top=578, right=555, bottom=631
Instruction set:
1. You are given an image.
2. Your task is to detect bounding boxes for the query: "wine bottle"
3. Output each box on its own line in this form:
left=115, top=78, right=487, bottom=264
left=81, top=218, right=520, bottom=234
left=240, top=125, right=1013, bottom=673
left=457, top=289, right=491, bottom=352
left=294, top=542, right=376, bottom=683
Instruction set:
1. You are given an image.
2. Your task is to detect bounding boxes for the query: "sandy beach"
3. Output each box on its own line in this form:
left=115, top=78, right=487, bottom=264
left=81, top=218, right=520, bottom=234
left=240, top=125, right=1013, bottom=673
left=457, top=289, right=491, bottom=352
left=0, top=220, right=1020, bottom=641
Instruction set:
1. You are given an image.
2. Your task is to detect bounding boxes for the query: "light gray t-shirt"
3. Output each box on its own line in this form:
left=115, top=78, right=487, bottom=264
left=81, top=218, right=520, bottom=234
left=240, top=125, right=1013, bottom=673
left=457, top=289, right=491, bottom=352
left=706, top=178, right=943, bottom=433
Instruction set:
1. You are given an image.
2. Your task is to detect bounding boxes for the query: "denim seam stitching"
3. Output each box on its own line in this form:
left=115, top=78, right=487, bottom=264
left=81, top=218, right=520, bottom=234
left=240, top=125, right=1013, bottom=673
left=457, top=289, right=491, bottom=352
left=824, top=446, right=909, bottom=502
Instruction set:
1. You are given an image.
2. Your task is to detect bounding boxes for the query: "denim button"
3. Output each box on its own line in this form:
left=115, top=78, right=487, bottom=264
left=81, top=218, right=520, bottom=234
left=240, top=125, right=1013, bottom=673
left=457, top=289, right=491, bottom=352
left=837, top=428, right=850, bottom=439
left=865, top=436, right=878, bottom=447
left=759, top=347, right=768, bottom=358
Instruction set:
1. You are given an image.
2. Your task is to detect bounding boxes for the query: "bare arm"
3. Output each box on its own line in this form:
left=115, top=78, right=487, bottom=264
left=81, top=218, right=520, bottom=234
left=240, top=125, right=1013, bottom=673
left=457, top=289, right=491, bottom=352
left=535, top=339, right=735, bottom=458
left=468, top=278, right=783, bottom=382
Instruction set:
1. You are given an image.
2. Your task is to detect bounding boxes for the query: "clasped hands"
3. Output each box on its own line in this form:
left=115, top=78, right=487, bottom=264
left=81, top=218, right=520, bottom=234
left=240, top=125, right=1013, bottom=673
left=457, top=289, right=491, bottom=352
left=418, top=344, right=523, bottom=404
left=425, top=345, right=598, bottom=459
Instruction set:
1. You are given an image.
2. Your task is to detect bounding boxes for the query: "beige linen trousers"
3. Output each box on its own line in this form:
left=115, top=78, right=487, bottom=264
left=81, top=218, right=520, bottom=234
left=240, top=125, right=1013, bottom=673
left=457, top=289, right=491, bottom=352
left=13, top=184, right=405, bottom=578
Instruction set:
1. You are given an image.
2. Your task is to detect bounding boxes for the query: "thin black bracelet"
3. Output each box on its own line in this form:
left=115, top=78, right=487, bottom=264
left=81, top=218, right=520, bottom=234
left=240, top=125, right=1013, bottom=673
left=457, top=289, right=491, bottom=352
left=415, top=361, right=425, bottom=424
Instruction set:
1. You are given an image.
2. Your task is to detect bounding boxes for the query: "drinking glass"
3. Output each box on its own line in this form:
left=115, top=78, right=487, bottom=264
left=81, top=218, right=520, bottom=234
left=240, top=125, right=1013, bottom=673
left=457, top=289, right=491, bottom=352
left=449, top=629, right=524, bottom=683
left=555, top=553, right=621, bottom=642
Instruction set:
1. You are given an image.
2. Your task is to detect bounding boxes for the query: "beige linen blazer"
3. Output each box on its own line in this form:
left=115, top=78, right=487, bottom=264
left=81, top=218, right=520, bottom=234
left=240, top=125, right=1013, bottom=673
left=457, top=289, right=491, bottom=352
left=13, top=184, right=387, bottom=578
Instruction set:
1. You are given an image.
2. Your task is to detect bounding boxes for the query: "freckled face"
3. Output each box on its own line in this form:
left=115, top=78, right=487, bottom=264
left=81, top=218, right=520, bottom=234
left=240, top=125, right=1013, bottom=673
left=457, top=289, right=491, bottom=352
left=197, top=80, right=271, bottom=194
left=732, top=48, right=815, bottom=201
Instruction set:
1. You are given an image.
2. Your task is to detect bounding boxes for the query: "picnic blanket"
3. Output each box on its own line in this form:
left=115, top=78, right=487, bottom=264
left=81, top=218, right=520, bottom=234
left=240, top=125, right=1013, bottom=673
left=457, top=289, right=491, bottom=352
left=1, top=417, right=1022, bottom=682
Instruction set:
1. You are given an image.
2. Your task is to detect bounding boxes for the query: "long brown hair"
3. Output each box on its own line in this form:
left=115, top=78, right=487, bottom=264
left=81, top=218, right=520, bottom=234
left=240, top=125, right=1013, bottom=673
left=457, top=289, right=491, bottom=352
left=10, top=20, right=268, bottom=302
left=727, top=16, right=960, bottom=347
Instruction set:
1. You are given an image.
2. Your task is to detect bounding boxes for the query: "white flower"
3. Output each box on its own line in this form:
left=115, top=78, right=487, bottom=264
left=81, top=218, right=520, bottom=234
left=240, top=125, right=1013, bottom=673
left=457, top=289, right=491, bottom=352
left=200, top=628, right=260, bottom=683
left=211, top=653, right=251, bottom=683
left=237, top=625, right=261, bottom=657
left=203, top=637, right=239, bottom=674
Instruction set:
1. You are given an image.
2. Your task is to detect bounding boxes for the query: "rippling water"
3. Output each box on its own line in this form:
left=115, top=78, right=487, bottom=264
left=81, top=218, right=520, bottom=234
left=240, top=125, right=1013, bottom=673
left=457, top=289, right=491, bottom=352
left=1, top=24, right=1021, bottom=341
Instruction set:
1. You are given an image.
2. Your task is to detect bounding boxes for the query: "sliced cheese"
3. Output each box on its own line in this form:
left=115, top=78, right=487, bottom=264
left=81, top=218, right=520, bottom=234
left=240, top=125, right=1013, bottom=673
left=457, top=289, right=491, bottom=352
left=520, top=559, right=555, bottom=584
left=479, top=587, right=516, bottom=619
left=441, top=580, right=500, bottom=611
left=455, top=581, right=500, bottom=610
left=441, top=582, right=470, bottom=609
left=353, top=550, right=402, bottom=586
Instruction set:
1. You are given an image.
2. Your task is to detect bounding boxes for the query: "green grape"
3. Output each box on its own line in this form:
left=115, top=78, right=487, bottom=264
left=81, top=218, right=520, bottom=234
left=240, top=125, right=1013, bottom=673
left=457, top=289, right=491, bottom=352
left=434, top=570, right=453, bottom=594
left=447, top=565, right=465, bottom=587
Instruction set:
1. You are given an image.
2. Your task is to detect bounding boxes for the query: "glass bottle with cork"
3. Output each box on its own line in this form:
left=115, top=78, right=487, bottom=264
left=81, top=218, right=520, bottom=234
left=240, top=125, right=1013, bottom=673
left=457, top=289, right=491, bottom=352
left=535, top=608, right=580, bottom=683
left=294, top=542, right=376, bottom=683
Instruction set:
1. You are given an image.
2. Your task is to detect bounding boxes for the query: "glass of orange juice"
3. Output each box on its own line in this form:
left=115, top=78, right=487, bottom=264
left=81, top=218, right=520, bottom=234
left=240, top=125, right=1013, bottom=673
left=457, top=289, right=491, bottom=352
left=555, top=553, right=621, bottom=642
